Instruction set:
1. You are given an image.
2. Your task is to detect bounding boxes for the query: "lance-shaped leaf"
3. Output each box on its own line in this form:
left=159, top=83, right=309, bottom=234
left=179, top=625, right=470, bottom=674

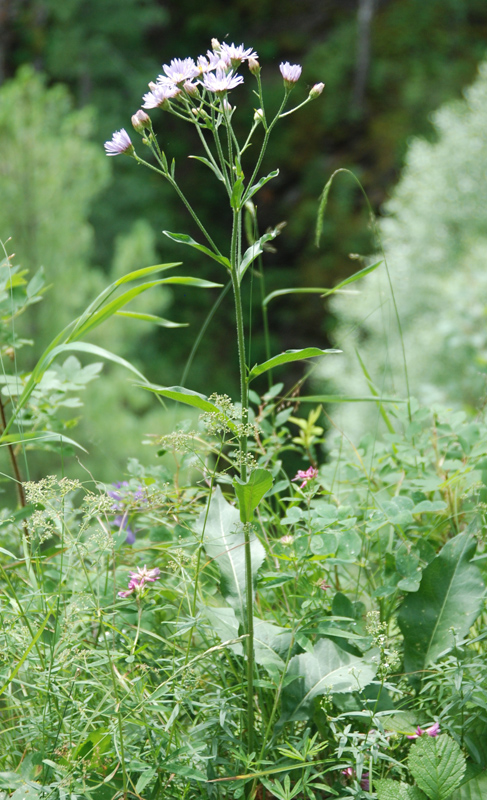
left=233, top=468, right=273, bottom=523
left=248, top=348, right=341, bottom=382
left=239, top=228, right=281, bottom=281
left=188, top=155, right=225, bottom=183
left=136, top=385, right=237, bottom=431
left=280, top=638, right=377, bottom=722
left=115, top=311, right=188, bottom=328
left=408, top=734, right=466, bottom=800
left=0, top=430, right=87, bottom=452
left=195, top=486, right=265, bottom=620
left=398, top=532, right=485, bottom=679
left=263, top=261, right=382, bottom=306
left=163, top=231, right=231, bottom=270
left=242, top=169, right=279, bottom=204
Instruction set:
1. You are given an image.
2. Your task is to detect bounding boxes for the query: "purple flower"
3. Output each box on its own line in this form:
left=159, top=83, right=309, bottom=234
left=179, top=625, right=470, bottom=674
left=279, top=61, right=302, bottom=89
left=201, top=68, right=244, bottom=94
left=159, top=57, right=199, bottom=85
left=118, top=565, right=161, bottom=598
left=143, top=83, right=180, bottom=109
left=220, top=42, right=258, bottom=68
left=292, top=466, right=318, bottom=489
left=407, top=722, right=440, bottom=740
left=104, top=129, right=134, bottom=157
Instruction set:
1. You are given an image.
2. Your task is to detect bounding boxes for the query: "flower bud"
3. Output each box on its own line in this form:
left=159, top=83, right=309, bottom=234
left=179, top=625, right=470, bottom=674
left=131, top=109, right=151, bottom=133
left=253, top=108, right=265, bottom=123
left=183, top=81, right=199, bottom=97
left=248, top=56, right=260, bottom=75
left=309, top=82, right=325, bottom=99
left=211, top=38, right=221, bottom=52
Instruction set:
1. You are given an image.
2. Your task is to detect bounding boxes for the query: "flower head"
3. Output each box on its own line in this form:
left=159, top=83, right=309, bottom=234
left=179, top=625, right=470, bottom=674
left=104, top=129, right=134, bottom=157
left=220, top=42, right=258, bottom=68
left=197, top=51, right=223, bottom=73
left=280, top=534, right=294, bottom=546
left=292, top=466, right=318, bottom=489
left=159, top=57, right=199, bottom=85
left=118, top=565, right=161, bottom=599
left=279, top=61, right=302, bottom=89
left=142, top=83, right=180, bottom=109
left=407, top=722, right=440, bottom=740
left=201, top=67, right=244, bottom=94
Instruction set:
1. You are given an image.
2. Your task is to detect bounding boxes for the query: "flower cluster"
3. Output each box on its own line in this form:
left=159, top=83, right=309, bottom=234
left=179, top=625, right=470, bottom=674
left=292, top=465, right=318, bottom=488
left=407, top=721, right=441, bottom=739
left=108, top=481, right=148, bottom=544
left=103, top=40, right=312, bottom=156
left=118, top=565, right=161, bottom=598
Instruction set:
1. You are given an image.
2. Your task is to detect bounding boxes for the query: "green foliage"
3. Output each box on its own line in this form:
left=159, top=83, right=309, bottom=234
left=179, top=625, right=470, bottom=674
left=408, top=734, right=466, bottom=800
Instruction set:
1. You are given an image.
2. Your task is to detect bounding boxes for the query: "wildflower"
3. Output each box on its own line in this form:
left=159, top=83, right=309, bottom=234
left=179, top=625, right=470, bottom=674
left=407, top=721, right=440, bottom=739
left=159, top=57, right=199, bottom=85
left=142, top=83, right=179, bottom=109
left=197, top=51, right=222, bottom=73
left=319, top=578, right=331, bottom=590
left=279, top=61, right=302, bottom=89
left=118, top=565, right=161, bottom=598
left=201, top=67, right=244, bottom=94
left=309, top=82, right=325, bottom=99
left=131, top=109, right=151, bottom=133
left=220, top=42, right=258, bottom=68
left=108, top=481, right=147, bottom=544
left=104, top=129, right=134, bottom=157
left=292, top=466, right=318, bottom=488
left=280, top=534, right=294, bottom=545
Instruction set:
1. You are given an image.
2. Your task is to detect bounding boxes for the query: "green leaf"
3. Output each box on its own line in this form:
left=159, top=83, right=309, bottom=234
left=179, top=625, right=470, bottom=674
left=0, top=431, right=87, bottom=452
left=297, top=394, right=405, bottom=403
left=263, top=261, right=382, bottom=306
left=242, top=169, right=279, bottom=204
left=248, top=348, right=341, bottom=382
left=233, top=468, right=273, bottom=523
left=163, top=231, right=231, bottom=270
left=188, top=155, right=224, bottom=182
left=280, top=638, right=376, bottom=722
left=408, top=734, right=466, bottom=800
left=136, top=384, right=237, bottom=431
left=239, top=228, right=281, bottom=280
left=376, top=780, right=427, bottom=800
left=195, top=486, right=266, bottom=620
left=450, top=769, right=487, bottom=799
left=230, top=175, right=245, bottom=209
left=398, top=532, right=485, bottom=678
left=205, top=608, right=293, bottom=671
left=115, top=310, right=188, bottom=328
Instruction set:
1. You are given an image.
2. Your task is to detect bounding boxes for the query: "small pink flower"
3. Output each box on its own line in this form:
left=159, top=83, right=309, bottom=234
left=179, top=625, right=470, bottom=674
left=118, top=565, right=160, bottom=598
left=280, top=534, right=294, bottom=546
left=407, top=722, right=440, bottom=739
left=319, top=579, right=331, bottom=591
left=292, top=466, right=318, bottom=489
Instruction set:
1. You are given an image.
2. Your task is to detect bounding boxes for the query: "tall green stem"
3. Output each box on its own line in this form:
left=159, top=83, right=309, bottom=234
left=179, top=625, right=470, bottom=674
left=230, top=207, right=254, bottom=761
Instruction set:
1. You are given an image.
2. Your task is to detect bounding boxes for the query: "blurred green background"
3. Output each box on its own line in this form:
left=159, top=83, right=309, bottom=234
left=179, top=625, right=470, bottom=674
left=1, top=0, right=486, bottom=481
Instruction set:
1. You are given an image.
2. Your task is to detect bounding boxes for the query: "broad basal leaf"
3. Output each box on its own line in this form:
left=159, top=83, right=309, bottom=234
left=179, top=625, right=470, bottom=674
left=205, top=607, right=293, bottom=672
left=195, top=487, right=265, bottom=620
left=280, top=638, right=376, bottom=722
left=450, top=769, right=487, bottom=800
left=408, top=734, right=466, bottom=800
left=398, top=532, right=485, bottom=678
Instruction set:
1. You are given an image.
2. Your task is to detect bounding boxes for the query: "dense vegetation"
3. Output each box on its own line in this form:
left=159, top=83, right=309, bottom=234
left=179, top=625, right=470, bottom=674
left=0, top=6, right=486, bottom=800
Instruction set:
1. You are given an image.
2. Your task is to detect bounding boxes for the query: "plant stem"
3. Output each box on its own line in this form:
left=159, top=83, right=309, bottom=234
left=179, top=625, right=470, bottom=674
left=230, top=207, right=255, bottom=762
